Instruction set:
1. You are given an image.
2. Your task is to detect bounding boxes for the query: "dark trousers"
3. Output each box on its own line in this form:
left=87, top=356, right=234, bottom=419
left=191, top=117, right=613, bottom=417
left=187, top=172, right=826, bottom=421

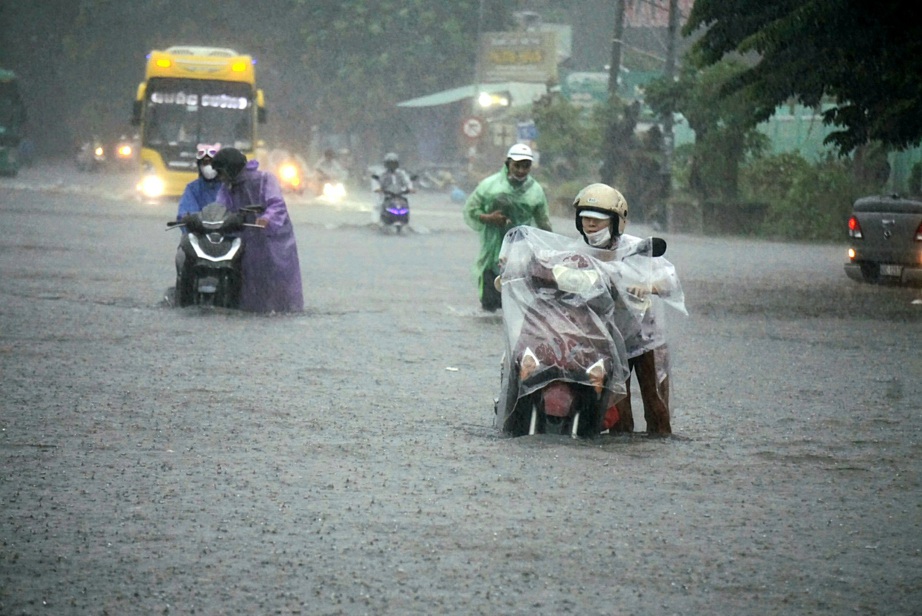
left=480, top=267, right=501, bottom=311
left=607, top=347, right=671, bottom=435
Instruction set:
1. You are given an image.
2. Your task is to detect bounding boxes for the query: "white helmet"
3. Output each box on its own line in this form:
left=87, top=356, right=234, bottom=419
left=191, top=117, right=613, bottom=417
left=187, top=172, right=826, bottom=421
left=505, top=143, right=533, bottom=162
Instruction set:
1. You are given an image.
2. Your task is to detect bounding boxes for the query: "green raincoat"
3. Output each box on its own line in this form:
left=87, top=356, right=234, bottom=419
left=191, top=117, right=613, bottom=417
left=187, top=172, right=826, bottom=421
left=462, top=167, right=553, bottom=300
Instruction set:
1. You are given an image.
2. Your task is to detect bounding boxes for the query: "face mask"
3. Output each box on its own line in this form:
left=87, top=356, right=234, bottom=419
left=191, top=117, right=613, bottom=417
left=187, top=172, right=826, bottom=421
left=201, top=164, right=217, bottom=180
left=585, top=226, right=612, bottom=248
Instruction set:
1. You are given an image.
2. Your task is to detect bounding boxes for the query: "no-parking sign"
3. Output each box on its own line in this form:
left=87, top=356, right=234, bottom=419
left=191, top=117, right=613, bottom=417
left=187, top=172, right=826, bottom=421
left=461, top=116, right=484, bottom=140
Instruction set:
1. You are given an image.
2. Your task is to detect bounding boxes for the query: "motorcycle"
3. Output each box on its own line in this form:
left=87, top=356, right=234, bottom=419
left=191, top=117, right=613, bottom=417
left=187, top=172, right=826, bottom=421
left=268, top=149, right=307, bottom=195
left=167, top=203, right=264, bottom=308
left=75, top=138, right=106, bottom=172
left=112, top=134, right=138, bottom=169
left=372, top=173, right=417, bottom=233
left=494, top=227, right=673, bottom=438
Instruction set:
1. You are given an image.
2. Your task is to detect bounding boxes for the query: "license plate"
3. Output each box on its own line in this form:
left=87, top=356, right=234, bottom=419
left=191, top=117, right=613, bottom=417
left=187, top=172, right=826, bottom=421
left=880, top=264, right=903, bottom=277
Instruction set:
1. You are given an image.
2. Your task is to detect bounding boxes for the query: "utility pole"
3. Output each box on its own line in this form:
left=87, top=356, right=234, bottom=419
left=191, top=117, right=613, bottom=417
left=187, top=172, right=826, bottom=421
left=607, top=0, right=626, bottom=97
left=662, top=0, right=679, bottom=189
left=600, top=0, right=627, bottom=185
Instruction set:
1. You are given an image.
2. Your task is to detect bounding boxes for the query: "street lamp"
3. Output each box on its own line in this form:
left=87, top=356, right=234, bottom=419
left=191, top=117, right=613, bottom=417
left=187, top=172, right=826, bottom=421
left=478, top=92, right=510, bottom=108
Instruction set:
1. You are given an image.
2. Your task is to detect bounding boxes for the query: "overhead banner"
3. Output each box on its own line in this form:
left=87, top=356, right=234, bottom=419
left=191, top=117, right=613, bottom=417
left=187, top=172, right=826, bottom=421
left=479, top=31, right=558, bottom=84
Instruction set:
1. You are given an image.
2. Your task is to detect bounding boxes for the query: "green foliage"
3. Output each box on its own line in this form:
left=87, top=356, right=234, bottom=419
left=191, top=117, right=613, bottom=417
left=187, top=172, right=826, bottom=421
left=297, top=0, right=507, bottom=145
left=685, top=0, right=922, bottom=155
left=740, top=152, right=872, bottom=241
left=910, top=162, right=922, bottom=196
left=740, top=152, right=813, bottom=206
left=541, top=178, right=595, bottom=217
left=591, top=96, right=641, bottom=186
left=531, top=93, right=595, bottom=181
left=646, top=59, right=768, bottom=202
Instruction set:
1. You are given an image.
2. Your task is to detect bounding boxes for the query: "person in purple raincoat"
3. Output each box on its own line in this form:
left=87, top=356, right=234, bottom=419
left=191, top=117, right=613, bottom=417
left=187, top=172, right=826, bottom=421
left=210, top=147, right=304, bottom=313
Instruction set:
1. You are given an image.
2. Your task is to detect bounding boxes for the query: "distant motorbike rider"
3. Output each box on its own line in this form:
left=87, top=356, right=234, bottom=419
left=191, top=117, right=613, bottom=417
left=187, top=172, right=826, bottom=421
left=174, top=143, right=225, bottom=305
left=572, top=183, right=683, bottom=435
left=210, top=147, right=304, bottom=313
left=463, top=143, right=552, bottom=311
left=314, top=148, right=346, bottom=184
left=371, top=152, right=414, bottom=223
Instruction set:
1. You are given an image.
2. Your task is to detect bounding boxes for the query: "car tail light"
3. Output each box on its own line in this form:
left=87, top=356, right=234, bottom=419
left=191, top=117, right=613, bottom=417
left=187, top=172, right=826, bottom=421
left=847, top=215, right=863, bottom=239
left=915, top=221, right=922, bottom=242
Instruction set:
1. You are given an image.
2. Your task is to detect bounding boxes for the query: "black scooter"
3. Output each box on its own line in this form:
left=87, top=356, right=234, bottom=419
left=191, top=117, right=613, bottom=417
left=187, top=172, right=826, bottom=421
left=167, top=203, right=264, bottom=308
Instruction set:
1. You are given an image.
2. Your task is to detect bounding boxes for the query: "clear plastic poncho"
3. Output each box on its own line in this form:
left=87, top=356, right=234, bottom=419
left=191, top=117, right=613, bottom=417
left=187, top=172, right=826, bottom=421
left=494, top=227, right=685, bottom=433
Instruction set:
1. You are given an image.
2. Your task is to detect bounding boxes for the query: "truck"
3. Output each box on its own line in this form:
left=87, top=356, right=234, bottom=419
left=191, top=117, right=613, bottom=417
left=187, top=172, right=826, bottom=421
left=844, top=194, right=922, bottom=285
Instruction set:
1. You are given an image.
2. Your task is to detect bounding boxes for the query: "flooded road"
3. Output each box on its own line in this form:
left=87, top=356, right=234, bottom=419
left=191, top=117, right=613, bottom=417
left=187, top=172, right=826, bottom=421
left=1, top=163, right=920, bottom=615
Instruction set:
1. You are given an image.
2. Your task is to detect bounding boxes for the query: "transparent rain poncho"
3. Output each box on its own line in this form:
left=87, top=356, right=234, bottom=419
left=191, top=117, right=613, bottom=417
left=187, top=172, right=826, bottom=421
left=494, top=226, right=685, bottom=432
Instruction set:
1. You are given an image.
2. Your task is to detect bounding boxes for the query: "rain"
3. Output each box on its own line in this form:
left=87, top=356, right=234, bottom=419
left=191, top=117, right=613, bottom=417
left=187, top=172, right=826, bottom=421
left=2, top=2, right=921, bottom=614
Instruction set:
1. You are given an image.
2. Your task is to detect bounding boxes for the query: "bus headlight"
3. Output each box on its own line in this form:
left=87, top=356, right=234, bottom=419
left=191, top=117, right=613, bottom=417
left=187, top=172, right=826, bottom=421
left=138, top=175, right=165, bottom=199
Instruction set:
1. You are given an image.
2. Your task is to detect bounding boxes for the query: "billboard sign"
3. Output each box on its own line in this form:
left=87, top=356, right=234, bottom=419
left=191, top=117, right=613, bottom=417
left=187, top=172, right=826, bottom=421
left=478, top=31, right=558, bottom=83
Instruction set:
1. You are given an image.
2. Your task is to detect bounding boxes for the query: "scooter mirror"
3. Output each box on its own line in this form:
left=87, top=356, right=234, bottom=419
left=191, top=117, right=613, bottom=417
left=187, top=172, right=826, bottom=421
left=651, top=237, right=667, bottom=257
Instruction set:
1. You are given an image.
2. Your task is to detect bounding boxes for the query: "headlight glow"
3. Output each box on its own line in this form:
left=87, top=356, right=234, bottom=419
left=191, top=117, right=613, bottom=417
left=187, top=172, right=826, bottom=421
left=138, top=175, right=165, bottom=199
left=279, top=163, right=299, bottom=182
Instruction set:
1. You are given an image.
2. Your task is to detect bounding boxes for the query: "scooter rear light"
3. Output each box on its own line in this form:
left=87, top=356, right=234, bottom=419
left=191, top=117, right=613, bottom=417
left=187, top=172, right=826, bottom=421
left=847, top=215, right=863, bottom=239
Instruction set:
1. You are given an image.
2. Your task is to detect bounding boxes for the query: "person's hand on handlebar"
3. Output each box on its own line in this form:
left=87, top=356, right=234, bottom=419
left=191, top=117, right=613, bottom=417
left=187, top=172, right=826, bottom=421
left=253, top=218, right=269, bottom=229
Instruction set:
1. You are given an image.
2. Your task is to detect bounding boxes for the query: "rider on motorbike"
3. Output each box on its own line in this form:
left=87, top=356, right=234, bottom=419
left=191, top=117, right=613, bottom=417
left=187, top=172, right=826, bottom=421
left=176, top=143, right=222, bottom=227
left=371, top=152, right=414, bottom=223
left=314, top=148, right=346, bottom=183
left=572, top=183, right=685, bottom=435
left=174, top=143, right=227, bottom=305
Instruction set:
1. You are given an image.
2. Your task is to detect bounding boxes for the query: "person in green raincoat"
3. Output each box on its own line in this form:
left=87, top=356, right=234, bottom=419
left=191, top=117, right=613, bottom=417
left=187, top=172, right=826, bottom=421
left=463, top=143, right=553, bottom=311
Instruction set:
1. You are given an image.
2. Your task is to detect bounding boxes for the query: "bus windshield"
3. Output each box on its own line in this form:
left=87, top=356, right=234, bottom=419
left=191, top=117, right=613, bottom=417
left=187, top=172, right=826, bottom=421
left=144, top=77, right=253, bottom=151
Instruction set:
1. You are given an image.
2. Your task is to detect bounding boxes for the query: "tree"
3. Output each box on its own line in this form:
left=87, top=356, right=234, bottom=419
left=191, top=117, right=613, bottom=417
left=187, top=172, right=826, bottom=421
left=645, top=59, right=768, bottom=202
left=0, top=0, right=506, bottom=159
left=295, top=0, right=510, bottom=157
left=685, top=0, right=922, bottom=155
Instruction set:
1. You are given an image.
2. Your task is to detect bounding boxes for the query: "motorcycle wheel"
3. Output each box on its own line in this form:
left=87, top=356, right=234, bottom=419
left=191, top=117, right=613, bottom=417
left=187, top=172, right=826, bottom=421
left=175, top=274, right=195, bottom=307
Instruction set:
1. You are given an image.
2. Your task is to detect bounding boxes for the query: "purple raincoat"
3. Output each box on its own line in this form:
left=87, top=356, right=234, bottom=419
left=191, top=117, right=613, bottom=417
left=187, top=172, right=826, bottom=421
left=217, top=160, right=304, bottom=313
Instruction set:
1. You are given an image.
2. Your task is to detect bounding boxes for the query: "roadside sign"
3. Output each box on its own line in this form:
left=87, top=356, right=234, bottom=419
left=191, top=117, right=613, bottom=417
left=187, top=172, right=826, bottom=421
left=517, top=121, right=538, bottom=141
left=462, top=116, right=484, bottom=140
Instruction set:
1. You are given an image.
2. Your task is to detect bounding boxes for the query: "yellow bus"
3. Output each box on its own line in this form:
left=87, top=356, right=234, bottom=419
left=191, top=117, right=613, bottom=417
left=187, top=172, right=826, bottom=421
left=131, top=46, right=266, bottom=199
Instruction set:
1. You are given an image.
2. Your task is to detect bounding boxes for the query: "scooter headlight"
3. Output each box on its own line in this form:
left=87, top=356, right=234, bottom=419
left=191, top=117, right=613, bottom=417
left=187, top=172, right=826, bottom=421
left=322, top=182, right=346, bottom=201
left=279, top=163, right=299, bottom=182
left=586, top=358, right=606, bottom=394
left=520, top=347, right=539, bottom=382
